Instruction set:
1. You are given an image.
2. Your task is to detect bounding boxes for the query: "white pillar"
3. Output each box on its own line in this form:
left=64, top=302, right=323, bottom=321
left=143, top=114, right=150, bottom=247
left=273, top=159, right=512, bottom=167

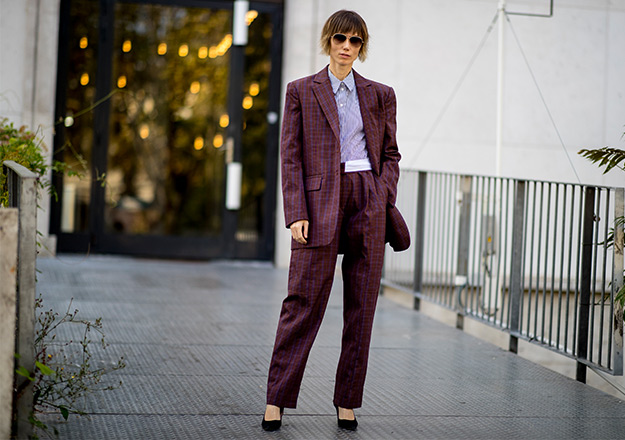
left=496, top=0, right=506, bottom=177
left=0, top=209, right=19, bottom=440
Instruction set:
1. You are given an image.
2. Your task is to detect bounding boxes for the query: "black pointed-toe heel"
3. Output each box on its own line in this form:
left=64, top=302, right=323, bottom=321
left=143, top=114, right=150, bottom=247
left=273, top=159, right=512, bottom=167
left=261, top=408, right=284, bottom=431
left=335, top=405, right=358, bottom=431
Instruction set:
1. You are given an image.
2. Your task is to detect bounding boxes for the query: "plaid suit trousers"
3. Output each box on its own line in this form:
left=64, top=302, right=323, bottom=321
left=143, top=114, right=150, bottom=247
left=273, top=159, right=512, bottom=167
left=266, top=169, right=386, bottom=409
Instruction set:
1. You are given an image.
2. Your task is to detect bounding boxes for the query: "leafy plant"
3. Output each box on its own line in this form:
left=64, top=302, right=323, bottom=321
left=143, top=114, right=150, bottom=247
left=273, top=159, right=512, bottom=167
left=578, top=140, right=625, bottom=306
left=2, top=117, right=121, bottom=437
left=0, top=117, right=84, bottom=207
left=15, top=296, right=126, bottom=439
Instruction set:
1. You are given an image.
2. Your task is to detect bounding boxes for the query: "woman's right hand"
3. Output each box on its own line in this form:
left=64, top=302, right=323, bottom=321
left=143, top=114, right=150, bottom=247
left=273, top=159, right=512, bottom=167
left=289, top=220, right=309, bottom=245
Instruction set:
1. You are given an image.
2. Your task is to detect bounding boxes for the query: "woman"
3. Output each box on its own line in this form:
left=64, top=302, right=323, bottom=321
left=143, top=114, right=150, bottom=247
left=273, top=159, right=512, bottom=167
left=262, top=9, right=408, bottom=431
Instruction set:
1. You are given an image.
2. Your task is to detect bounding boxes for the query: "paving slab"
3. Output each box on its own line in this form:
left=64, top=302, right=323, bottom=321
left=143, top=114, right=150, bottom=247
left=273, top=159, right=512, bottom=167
left=36, top=256, right=624, bottom=439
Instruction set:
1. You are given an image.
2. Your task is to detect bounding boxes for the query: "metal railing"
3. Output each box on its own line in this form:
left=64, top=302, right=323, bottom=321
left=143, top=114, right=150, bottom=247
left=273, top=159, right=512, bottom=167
left=382, top=170, right=624, bottom=380
left=3, top=160, right=38, bottom=439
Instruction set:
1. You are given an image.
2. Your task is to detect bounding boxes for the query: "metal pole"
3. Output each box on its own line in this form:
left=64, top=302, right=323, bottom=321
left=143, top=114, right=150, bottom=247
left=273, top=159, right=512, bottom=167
left=223, top=0, right=249, bottom=256
left=612, top=188, right=624, bottom=375
left=454, top=175, right=472, bottom=328
left=89, top=0, right=114, bottom=248
left=509, top=180, right=526, bottom=353
left=576, top=187, right=596, bottom=383
left=496, top=0, right=506, bottom=177
left=455, top=176, right=473, bottom=305
left=413, top=171, right=428, bottom=310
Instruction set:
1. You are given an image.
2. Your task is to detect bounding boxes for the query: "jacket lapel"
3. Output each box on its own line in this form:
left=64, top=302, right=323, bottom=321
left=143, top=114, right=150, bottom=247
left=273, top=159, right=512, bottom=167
left=353, top=70, right=381, bottom=175
left=312, top=68, right=341, bottom=143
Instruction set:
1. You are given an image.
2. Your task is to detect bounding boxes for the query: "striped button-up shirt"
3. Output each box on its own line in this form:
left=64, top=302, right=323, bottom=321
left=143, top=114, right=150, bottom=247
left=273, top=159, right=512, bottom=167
left=328, top=67, right=371, bottom=168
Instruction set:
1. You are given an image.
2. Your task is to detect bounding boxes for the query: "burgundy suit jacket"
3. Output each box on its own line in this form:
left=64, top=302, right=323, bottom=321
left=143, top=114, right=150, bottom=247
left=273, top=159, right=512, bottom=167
left=281, top=66, right=409, bottom=251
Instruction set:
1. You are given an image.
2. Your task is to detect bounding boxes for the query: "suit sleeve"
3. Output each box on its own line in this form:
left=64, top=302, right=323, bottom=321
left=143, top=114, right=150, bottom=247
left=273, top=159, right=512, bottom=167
left=380, top=86, right=401, bottom=206
left=281, top=82, right=308, bottom=228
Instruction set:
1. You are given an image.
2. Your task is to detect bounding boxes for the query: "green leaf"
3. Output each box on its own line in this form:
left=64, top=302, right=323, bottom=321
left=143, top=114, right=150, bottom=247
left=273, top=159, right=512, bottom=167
left=616, top=283, right=625, bottom=308
left=35, top=361, right=55, bottom=376
left=60, top=405, right=70, bottom=420
left=578, top=147, right=625, bottom=174
left=15, top=366, right=34, bottom=381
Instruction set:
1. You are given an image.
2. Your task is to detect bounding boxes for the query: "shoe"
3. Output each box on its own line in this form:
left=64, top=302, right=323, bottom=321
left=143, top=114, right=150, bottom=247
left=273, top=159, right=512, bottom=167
left=261, top=407, right=283, bottom=431
left=335, top=405, right=358, bottom=431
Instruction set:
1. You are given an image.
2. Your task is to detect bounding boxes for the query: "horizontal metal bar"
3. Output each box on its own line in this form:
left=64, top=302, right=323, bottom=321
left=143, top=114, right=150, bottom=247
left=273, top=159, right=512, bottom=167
left=506, top=0, right=553, bottom=18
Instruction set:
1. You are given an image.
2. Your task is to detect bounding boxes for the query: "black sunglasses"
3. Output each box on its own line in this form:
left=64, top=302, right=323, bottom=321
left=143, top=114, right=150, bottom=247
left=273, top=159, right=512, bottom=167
left=332, top=33, right=364, bottom=47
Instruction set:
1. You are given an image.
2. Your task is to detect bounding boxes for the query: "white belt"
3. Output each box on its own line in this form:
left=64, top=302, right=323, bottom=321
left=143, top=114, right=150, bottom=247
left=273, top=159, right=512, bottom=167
left=343, top=158, right=372, bottom=173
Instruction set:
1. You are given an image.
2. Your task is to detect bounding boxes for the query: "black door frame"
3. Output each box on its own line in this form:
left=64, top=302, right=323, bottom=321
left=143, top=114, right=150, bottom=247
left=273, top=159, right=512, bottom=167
left=51, top=0, right=282, bottom=260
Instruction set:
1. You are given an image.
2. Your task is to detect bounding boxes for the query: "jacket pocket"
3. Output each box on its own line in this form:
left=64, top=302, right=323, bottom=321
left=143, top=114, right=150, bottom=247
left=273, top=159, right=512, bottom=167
left=305, top=175, right=322, bottom=191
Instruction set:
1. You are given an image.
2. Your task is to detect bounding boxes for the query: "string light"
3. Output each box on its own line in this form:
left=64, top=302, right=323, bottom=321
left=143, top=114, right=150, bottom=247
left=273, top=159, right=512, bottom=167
left=117, top=75, right=127, bottom=88
left=139, top=124, right=149, bottom=139
left=122, top=40, right=132, bottom=52
left=213, top=134, right=224, bottom=148
left=216, top=35, right=232, bottom=56
left=178, top=44, right=189, bottom=57
left=246, top=10, right=259, bottom=25
left=190, top=81, right=200, bottom=94
left=242, top=96, right=253, bottom=109
left=158, top=42, right=167, bottom=55
left=198, top=46, right=208, bottom=59
left=219, top=114, right=229, bottom=128
left=80, top=73, right=89, bottom=86
left=79, top=36, right=88, bottom=49
left=194, top=137, right=204, bottom=150
left=208, top=35, right=233, bottom=59
left=249, top=83, right=259, bottom=96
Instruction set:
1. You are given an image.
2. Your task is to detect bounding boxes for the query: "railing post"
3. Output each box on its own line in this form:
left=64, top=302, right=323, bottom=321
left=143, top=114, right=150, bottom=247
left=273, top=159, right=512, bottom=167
left=508, top=180, right=526, bottom=353
left=576, top=186, right=596, bottom=383
left=413, top=171, right=427, bottom=310
left=4, top=161, right=38, bottom=439
left=0, top=209, right=19, bottom=440
left=455, top=176, right=473, bottom=325
left=612, top=188, right=624, bottom=375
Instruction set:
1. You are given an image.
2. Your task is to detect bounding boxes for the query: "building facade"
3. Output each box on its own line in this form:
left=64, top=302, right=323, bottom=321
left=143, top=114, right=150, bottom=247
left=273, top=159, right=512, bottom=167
left=1, top=0, right=624, bottom=264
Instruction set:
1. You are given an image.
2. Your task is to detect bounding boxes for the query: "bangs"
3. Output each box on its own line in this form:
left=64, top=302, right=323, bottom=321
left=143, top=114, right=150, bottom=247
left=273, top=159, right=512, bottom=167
left=325, top=14, right=366, bottom=38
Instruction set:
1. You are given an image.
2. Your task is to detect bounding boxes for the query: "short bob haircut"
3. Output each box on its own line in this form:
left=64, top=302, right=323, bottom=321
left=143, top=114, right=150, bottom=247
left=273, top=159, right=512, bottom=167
left=320, top=10, right=369, bottom=62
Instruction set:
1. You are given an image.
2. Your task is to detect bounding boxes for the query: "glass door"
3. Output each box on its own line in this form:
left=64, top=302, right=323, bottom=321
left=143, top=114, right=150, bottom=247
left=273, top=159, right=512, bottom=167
left=52, top=0, right=282, bottom=260
left=106, top=4, right=230, bottom=238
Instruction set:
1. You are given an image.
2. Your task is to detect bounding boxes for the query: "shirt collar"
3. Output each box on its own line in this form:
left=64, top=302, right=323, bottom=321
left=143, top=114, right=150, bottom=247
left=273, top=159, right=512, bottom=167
left=328, top=67, right=355, bottom=94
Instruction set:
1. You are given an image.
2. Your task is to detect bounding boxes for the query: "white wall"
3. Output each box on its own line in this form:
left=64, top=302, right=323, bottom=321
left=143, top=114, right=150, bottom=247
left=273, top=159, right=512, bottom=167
left=276, top=0, right=625, bottom=268
left=0, top=0, right=60, bottom=246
